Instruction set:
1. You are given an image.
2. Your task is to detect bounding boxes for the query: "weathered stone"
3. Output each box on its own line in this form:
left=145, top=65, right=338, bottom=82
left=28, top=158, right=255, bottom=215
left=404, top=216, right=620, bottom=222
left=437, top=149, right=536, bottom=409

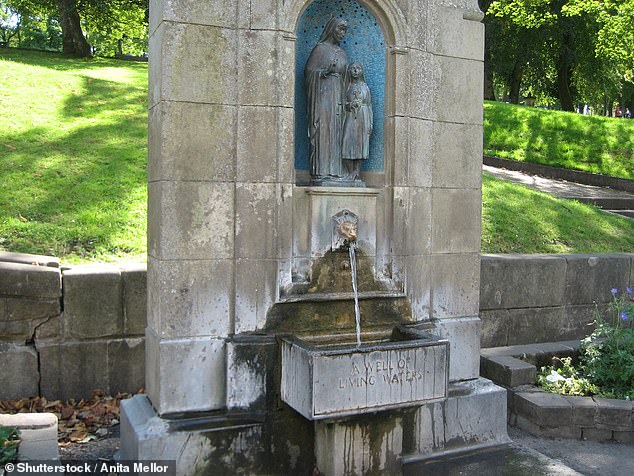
left=0, top=344, right=39, bottom=399
left=404, top=254, right=431, bottom=322
left=514, top=413, right=579, bottom=439
left=479, top=309, right=509, bottom=348
left=38, top=341, right=109, bottom=400
left=145, top=330, right=226, bottom=415
left=238, top=30, right=286, bottom=107
left=34, top=315, right=62, bottom=340
left=513, top=391, right=573, bottom=428
left=564, top=395, right=598, bottom=427
left=393, top=48, right=412, bottom=118
left=5, top=297, right=59, bottom=322
left=563, top=304, right=600, bottom=335
left=613, top=430, right=634, bottom=444
left=481, top=355, right=536, bottom=388
left=506, top=307, right=575, bottom=345
left=581, top=428, right=614, bottom=441
left=431, top=253, right=480, bottom=319
left=443, top=379, right=509, bottom=449
left=409, top=49, right=437, bottom=120
left=147, top=258, right=232, bottom=339
left=122, top=264, right=147, bottom=336
left=436, top=56, right=483, bottom=125
left=157, top=22, right=238, bottom=105
left=432, top=122, right=482, bottom=188
left=0, top=261, right=61, bottom=298
left=394, top=117, right=433, bottom=188
left=427, top=5, right=484, bottom=61
left=150, top=0, right=248, bottom=33
left=594, top=398, right=633, bottom=431
left=236, top=106, right=282, bottom=183
left=148, top=181, right=235, bottom=261
left=315, top=413, right=403, bottom=476
left=0, top=413, right=59, bottom=461
left=108, top=338, right=145, bottom=395
left=433, top=316, right=480, bottom=381
left=480, top=254, right=567, bottom=310
left=235, top=258, right=277, bottom=333
left=63, top=266, right=123, bottom=339
left=0, top=251, right=59, bottom=268
left=235, top=183, right=279, bottom=259
left=148, top=101, right=237, bottom=182
left=431, top=189, right=481, bottom=254
left=564, top=254, right=631, bottom=305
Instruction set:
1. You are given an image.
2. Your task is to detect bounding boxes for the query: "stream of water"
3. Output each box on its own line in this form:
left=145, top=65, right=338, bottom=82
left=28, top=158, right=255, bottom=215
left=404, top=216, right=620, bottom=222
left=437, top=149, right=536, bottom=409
left=348, top=242, right=362, bottom=346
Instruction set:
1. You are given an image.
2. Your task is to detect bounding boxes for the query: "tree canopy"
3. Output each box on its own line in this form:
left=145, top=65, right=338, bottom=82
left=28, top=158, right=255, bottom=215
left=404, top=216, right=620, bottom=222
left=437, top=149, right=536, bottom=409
left=0, top=0, right=147, bottom=57
left=482, top=0, right=634, bottom=113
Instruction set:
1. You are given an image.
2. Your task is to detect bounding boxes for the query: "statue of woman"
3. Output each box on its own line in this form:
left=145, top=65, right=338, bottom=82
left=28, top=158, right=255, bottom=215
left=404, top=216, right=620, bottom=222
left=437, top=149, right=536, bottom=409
left=305, top=17, right=349, bottom=181
left=342, top=62, right=373, bottom=181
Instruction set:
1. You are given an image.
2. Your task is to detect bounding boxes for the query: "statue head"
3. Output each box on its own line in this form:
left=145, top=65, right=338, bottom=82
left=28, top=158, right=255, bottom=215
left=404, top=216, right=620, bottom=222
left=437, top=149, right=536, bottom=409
left=319, top=17, right=348, bottom=44
left=347, top=62, right=365, bottom=81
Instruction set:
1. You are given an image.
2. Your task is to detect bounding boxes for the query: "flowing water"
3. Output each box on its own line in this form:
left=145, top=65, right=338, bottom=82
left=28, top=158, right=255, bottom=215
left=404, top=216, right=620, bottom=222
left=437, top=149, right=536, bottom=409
left=348, top=242, right=362, bottom=346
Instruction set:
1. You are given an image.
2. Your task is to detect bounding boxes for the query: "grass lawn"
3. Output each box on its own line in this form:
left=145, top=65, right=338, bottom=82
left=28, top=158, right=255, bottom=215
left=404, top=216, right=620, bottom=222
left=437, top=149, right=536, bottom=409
left=484, top=101, right=634, bottom=180
left=0, top=49, right=147, bottom=263
left=0, top=49, right=632, bottom=262
left=482, top=173, right=634, bottom=253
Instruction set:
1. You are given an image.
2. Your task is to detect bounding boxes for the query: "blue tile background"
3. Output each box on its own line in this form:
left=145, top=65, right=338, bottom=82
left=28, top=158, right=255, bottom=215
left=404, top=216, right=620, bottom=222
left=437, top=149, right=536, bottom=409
left=294, top=0, right=386, bottom=172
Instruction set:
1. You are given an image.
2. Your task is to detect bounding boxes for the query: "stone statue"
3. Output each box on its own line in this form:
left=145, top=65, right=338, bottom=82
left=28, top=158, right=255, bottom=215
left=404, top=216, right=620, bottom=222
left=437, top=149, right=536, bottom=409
left=342, top=63, right=372, bottom=181
left=305, top=17, right=349, bottom=182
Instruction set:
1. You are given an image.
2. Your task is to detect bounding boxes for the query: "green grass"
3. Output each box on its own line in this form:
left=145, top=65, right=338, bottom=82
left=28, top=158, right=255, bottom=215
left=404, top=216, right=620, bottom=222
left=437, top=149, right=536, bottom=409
left=0, top=49, right=147, bottom=263
left=1, top=49, right=632, bottom=262
left=482, top=173, right=634, bottom=253
left=484, top=101, right=634, bottom=179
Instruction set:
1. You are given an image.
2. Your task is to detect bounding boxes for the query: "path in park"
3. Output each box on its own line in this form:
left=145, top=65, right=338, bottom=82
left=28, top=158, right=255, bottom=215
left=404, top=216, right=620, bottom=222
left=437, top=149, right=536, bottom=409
left=483, top=165, right=634, bottom=220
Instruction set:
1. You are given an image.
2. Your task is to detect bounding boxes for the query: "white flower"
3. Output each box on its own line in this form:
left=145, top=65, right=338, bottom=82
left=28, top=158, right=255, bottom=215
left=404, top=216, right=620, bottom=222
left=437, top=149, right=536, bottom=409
left=546, top=370, right=565, bottom=383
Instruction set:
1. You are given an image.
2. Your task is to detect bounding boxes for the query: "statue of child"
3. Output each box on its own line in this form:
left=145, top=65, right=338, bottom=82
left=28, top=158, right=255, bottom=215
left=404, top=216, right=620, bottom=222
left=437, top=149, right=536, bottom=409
left=342, top=62, right=373, bottom=181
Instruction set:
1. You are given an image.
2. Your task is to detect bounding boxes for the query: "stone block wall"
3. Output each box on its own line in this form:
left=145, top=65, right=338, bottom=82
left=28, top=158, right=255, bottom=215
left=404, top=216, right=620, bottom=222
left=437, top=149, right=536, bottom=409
left=0, top=252, right=146, bottom=400
left=480, top=253, right=634, bottom=348
left=2, top=252, right=632, bottom=400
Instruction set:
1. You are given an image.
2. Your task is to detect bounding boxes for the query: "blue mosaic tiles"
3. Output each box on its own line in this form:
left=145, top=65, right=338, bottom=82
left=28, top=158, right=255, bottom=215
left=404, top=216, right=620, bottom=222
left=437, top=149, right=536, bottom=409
left=294, top=0, right=386, bottom=172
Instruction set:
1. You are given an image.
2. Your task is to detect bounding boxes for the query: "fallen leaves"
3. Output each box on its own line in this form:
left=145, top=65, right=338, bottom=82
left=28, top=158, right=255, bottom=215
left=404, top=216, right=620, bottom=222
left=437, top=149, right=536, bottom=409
left=0, top=389, right=142, bottom=445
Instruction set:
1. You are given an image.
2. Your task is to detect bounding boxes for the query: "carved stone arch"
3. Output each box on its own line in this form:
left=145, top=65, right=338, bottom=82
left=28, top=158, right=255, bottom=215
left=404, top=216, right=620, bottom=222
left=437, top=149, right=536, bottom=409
left=283, top=0, right=407, bottom=47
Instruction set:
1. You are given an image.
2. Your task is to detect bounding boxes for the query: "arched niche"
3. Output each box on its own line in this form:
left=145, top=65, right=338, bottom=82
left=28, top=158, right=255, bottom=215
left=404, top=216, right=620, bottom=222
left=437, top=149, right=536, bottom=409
left=293, top=0, right=395, bottom=186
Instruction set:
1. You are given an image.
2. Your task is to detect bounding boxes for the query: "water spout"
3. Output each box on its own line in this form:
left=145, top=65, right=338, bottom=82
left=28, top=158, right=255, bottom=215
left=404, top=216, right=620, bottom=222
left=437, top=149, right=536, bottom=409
left=349, top=241, right=362, bottom=346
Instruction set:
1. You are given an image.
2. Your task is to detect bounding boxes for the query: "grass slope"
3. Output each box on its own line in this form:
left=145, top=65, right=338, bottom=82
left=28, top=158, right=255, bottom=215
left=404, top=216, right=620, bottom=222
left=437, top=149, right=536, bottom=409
left=0, top=49, right=147, bottom=263
left=484, top=101, right=634, bottom=179
left=0, top=49, right=632, bottom=262
left=482, top=174, right=634, bottom=254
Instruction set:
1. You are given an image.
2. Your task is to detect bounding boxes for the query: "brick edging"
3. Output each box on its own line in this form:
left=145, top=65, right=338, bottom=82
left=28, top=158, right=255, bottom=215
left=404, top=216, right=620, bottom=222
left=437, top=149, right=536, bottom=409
left=481, top=342, right=634, bottom=443
left=483, top=156, right=634, bottom=193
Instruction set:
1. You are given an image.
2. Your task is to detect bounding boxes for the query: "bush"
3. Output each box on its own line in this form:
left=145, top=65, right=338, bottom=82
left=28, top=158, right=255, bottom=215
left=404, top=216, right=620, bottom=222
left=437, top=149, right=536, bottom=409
left=538, top=288, right=634, bottom=400
left=0, top=426, right=20, bottom=465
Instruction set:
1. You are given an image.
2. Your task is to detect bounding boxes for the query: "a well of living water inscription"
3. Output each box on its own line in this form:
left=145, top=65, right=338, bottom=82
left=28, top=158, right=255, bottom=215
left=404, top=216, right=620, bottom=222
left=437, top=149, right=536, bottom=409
left=281, top=330, right=449, bottom=420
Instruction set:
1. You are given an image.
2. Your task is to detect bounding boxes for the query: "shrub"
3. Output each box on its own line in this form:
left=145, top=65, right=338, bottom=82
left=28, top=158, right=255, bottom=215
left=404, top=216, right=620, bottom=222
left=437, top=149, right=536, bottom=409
left=538, top=288, right=634, bottom=400
left=0, top=426, right=20, bottom=465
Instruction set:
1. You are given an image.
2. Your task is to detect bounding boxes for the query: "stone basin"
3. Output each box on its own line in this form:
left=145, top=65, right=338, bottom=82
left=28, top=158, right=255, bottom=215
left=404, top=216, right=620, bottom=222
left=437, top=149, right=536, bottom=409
left=280, top=326, right=449, bottom=420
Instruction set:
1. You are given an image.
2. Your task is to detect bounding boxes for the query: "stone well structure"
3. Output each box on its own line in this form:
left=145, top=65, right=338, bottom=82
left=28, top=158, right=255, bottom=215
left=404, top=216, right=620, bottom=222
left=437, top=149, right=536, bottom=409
left=121, top=0, right=508, bottom=474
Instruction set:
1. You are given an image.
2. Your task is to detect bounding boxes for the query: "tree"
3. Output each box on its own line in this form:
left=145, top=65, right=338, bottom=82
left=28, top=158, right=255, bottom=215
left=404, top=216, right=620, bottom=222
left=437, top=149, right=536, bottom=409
left=58, top=0, right=91, bottom=56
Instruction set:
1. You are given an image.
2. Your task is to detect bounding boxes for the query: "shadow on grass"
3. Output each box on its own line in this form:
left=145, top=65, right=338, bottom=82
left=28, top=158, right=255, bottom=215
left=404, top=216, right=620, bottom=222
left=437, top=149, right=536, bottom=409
left=482, top=174, right=634, bottom=254
left=484, top=102, right=634, bottom=179
left=0, top=74, right=147, bottom=258
left=0, top=47, right=148, bottom=74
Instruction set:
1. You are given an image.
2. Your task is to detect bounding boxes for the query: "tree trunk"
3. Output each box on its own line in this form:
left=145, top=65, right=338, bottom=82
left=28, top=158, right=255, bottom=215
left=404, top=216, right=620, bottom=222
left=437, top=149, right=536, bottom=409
left=58, top=0, right=91, bottom=57
left=557, top=58, right=574, bottom=111
left=509, top=60, right=523, bottom=104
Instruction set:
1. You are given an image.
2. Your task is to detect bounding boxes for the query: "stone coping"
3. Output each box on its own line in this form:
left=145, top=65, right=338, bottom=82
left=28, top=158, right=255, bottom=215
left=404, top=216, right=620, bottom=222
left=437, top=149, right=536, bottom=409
left=481, top=341, right=634, bottom=443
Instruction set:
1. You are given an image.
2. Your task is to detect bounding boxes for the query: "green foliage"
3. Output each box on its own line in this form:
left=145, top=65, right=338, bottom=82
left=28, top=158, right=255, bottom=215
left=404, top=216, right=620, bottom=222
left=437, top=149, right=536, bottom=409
left=537, top=357, right=599, bottom=396
left=481, top=174, right=634, bottom=254
left=0, top=426, right=20, bottom=465
left=580, top=289, right=634, bottom=399
left=538, top=289, right=634, bottom=400
left=0, top=48, right=147, bottom=263
left=484, top=101, right=634, bottom=179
